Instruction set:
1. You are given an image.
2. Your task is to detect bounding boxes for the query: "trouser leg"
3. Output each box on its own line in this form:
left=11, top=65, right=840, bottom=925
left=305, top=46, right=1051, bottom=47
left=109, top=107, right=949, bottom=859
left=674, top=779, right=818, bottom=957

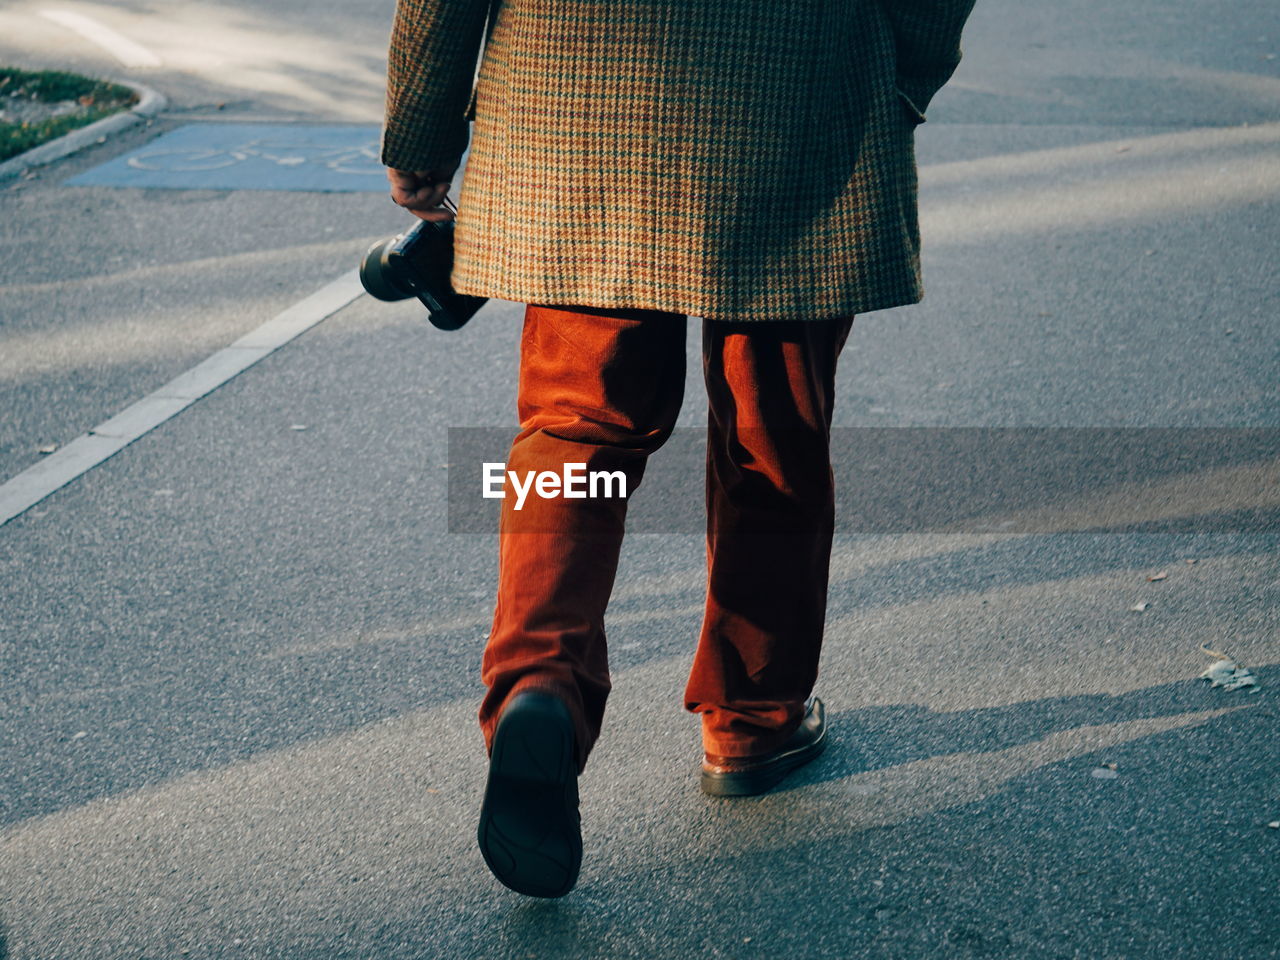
left=685, top=315, right=855, bottom=758
left=479, top=302, right=686, bottom=773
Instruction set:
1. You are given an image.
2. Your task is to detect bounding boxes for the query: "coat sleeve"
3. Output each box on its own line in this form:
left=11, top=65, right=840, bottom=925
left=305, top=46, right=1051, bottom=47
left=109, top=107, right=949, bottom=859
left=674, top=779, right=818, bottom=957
left=879, top=0, right=977, bottom=116
left=381, top=0, right=491, bottom=172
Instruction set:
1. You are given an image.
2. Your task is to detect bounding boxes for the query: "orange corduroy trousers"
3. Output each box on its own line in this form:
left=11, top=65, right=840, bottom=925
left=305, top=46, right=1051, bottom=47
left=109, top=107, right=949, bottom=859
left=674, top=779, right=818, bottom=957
left=478, top=303, right=854, bottom=772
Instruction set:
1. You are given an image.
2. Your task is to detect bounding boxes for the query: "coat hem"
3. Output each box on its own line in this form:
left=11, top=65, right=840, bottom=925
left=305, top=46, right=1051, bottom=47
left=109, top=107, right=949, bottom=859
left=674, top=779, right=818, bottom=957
left=450, top=274, right=924, bottom=322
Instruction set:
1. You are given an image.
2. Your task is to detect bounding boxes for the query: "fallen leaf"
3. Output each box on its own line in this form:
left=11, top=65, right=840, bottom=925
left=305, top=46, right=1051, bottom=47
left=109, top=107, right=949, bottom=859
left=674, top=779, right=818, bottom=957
left=1199, top=645, right=1260, bottom=691
left=1147, top=571, right=1168, bottom=582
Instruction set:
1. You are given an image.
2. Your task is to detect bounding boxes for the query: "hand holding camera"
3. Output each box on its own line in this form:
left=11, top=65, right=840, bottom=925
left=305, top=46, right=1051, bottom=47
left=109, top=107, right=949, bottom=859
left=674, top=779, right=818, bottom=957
left=362, top=166, right=487, bottom=330
left=386, top=167, right=457, bottom=223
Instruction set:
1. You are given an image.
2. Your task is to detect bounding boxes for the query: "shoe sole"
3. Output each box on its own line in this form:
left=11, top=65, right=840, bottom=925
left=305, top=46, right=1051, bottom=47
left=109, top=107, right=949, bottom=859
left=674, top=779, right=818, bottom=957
left=477, top=693, right=582, bottom=897
left=700, top=729, right=827, bottom=798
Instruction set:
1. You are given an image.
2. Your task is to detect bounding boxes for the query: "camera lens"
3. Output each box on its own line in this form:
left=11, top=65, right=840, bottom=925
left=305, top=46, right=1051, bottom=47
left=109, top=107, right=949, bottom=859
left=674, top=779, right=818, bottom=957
left=359, top=237, right=417, bottom=301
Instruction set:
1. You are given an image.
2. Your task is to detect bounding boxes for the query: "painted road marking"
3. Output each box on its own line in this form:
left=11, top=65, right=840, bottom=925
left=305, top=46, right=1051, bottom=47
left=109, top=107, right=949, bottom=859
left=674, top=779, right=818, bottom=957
left=0, top=271, right=365, bottom=526
left=67, top=124, right=385, bottom=192
left=40, top=10, right=162, bottom=68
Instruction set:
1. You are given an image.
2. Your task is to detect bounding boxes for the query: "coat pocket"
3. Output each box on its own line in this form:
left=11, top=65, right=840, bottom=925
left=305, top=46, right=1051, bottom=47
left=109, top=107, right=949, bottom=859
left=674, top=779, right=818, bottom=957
left=894, top=87, right=927, bottom=126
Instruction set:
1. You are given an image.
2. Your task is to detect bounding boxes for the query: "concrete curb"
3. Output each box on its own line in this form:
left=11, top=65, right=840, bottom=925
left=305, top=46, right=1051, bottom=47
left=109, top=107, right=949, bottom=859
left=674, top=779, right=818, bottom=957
left=0, top=78, right=166, bottom=182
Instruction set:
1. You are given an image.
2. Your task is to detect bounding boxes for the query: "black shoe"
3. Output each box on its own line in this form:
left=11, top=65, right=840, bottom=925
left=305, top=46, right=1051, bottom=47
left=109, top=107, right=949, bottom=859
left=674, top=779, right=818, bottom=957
left=477, top=691, right=582, bottom=897
left=700, top=696, right=827, bottom=797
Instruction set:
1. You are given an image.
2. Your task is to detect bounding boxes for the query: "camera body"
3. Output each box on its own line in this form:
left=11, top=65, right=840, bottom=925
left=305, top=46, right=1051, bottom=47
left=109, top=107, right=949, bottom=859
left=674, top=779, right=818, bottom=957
left=359, top=219, right=487, bottom=330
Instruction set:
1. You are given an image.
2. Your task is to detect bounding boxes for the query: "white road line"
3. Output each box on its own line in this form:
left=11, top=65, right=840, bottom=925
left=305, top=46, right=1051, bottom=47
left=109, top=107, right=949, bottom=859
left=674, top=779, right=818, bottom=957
left=40, top=9, right=163, bottom=68
left=0, top=271, right=365, bottom=527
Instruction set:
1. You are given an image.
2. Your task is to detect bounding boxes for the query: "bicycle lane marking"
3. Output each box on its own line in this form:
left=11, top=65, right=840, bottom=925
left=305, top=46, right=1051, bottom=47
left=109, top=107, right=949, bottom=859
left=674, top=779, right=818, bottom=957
left=0, top=271, right=365, bottom=527
left=66, top=124, right=387, bottom=192
left=40, top=10, right=163, bottom=68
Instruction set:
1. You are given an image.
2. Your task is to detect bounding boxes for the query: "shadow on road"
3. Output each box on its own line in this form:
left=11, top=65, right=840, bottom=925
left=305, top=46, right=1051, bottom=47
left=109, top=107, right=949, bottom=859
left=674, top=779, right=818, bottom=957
left=791, top=667, right=1274, bottom=791
left=1, top=666, right=1272, bottom=958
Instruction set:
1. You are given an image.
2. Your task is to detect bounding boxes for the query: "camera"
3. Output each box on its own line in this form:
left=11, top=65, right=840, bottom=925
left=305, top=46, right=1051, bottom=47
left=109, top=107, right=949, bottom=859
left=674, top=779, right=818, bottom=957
left=359, top=217, right=487, bottom=330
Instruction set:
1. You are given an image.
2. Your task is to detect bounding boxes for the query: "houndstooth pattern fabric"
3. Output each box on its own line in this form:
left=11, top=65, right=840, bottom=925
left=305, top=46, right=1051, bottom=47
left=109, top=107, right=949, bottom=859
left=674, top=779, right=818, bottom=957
left=382, top=0, right=975, bottom=322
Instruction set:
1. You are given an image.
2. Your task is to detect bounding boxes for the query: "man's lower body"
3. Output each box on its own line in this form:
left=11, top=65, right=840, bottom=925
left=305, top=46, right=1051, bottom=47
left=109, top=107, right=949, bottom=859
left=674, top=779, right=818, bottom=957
left=476, top=302, right=853, bottom=895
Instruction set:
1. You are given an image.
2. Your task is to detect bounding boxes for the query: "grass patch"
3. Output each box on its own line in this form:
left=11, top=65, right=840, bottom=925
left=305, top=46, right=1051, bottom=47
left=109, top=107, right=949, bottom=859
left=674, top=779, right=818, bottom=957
left=1, top=67, right=137, bottom=163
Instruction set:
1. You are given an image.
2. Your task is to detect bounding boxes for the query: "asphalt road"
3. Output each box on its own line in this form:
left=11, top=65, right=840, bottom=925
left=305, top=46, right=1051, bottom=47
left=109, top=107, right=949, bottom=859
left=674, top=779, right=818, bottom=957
left=1, top=0, right=1278, bottom=958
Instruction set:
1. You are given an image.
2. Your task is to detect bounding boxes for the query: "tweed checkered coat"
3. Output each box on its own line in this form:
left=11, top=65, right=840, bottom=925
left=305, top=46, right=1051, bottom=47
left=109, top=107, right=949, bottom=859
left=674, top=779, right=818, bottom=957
left=382, top=0, right=975, bottom=321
